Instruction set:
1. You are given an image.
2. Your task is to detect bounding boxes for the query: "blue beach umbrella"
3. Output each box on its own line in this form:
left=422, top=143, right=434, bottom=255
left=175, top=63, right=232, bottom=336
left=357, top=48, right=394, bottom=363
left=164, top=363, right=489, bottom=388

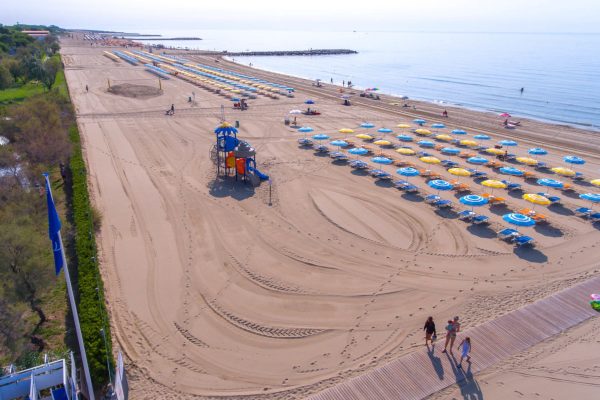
left=330, top=140, right=348, bottom=148
left=537, top=178, right=563, bottom=189
left=298, top=126, right=314, bottom=133
left=397, top=134, right=414, bottom=142
left=413, top=119, right=426, bottom=126
left=312, top=134, right=330, bottom=143
left=360, top=122, right=375, bottom=128
left=441, top=147, right=460, bottom=155
left=468, top=156, right=489, bottom=165
left=348, top=147, right=369, bottom=157
left=305, top=99, right=315, bottom=104
left=371, top=156, right=393, bottom=165
left=460, top=194, right=488, bottom=208
left=580, top=193, right=600, bottom=203
left=500, top=166, right=524, bottom=176
left=231, top=97, right=240, bottom=102
left=564, top=155, right=585, bottom=165
left=452, top=129, right=467, bottom=135
left=474, top=134, right=491, bottom=140
left=418, top=140, right=435, bottom=148
left=431, top=123, right=446, bottom=129
left=499, top=140, right=518, bottom=147
left=428, top=179, right=453, bottom=191
left=214, top=123, right=238, bottom=135
left=503, top=213, right=536, bottom=227
left=397, top=167, right=420, bottom=177
left=529, top=148, right=548, bottom=156
left=378, top=128, right=393, bottom=134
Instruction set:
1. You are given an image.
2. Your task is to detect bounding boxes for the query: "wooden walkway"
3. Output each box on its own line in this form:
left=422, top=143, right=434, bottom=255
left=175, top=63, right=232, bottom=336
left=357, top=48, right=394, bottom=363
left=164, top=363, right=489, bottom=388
left=307, top=276, right=600, bottom=400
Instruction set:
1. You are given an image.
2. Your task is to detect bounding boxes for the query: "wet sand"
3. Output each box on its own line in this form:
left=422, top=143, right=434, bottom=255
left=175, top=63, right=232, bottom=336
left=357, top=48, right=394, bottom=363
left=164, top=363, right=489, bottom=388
left=61, top=35, right=600, bottom=399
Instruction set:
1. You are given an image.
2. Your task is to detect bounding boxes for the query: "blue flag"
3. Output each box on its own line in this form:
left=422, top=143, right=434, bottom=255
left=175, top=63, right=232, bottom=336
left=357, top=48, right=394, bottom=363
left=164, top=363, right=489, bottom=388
left=43, top=173, right=63, bottom=275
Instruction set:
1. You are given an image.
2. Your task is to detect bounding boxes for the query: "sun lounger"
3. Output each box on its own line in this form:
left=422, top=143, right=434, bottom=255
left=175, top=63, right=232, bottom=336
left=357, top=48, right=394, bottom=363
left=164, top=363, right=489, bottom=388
left=519, top=208, right=548, bottom=223
left=573, top=172, right=585, bottom=181
left=575, top=207, right=593, bottom=217
left=469, top=170, right=488, bottom=179
left=562, top=183, right=575, bottom=192
left=537, top=192, right=561, bottom=204
left=498, top=228, right=520, bottom=240
left=451, top=181, right=471, bottom=192
left=513, top=235, right=535, bottom=247
left=417, top=151, right=432, bottom=157
left=425, top=194, right=441, bottom=204
left=441, top=160, right=459, bottom=168
left=487, top=161, right=504, bottom=169
left=458, top=210, right=476, bottom=221
left=501, top=180, right=522, bottom=191
left=472, top=215, right=490, bottom=225
left=434, top=144, right=444, bottom=151
left=591, top=213, right=600, bottom=222
left=370, top=169, right=390, bottom=178
left=433, top=199, right=453, bottom=209
left=535, top=162, right=549, bottom=170
left=524, top=172, right=538, bottom=179
left=394, top=160, right=416, bottom=167
left=315, top=145, right=329, bottom=153
left=330, top=151, right=348, bottom=161
left=459, top=152, right=475, bottom=158
left=297, top=138, right=313, bottom=146
left=350, top=160, right=369, bottom=169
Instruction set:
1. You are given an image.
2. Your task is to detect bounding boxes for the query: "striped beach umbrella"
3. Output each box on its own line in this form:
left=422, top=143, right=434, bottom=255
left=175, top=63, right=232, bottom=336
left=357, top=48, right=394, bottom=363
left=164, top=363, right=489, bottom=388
left=503, top=213, right=535, bottom=227
left=537, top=178, right=563, bottom=189
left=564, top=155, right=585, bottom=165
left=452, top=129, right=467, bottom=135
left=528, top=148, right=548, bottom=156
left=397, top=167, right=420, bottom=177
left=474, top=134, right=491, bottom=140
left=468, top=156, right=489, bottom=165
left=428, top=179, right=453, bottom=191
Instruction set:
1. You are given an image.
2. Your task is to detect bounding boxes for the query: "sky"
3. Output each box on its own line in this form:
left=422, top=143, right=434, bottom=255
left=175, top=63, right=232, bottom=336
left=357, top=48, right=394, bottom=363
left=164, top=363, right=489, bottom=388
left=2, top=0, right=600, bottom=33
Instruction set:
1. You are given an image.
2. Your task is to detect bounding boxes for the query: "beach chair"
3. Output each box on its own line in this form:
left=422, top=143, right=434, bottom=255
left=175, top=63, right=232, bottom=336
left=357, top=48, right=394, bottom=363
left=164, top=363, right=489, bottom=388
left=434, top=144, right=444, bottom=151
left=458, top=210, right=476, bottom=221
left=315, top=145, right=329, bottom=153
left=417, top=151, right=432, bottom=157
left=573, top=172, right=585, bottom=181
left=361, top=145, right=375, bottom=154
left=524, top=171, right=538, bottom=180
left=394, top=179, right=410, bottom=189
left=591, top=213, right=600, bottom=222
left=537, top=192, right=561, bottom=204
left=535, top=161, right=549, bottom=171
left=502, top=181, right=522, bottom=191
left=469, top=170, right=488, bottom=179
left=513, top=235, right=535, bottom=247
left=459, top=152, right=475, bottom=159
left=394, top=160, right=416, bottom=167
left=404, top=184, right=419, bottom=193
left=574, top=207, right=593, bottom=217
left=472, top=215, right=490, bottom=225
left=425, top=194, right=442, bottom=204
left=297, top=138, right=313, bottom=147
left=562, top=183, right=575, bottom=192
left=441, top=160, right=459, bottom=168
left=350, top=160, right=369, bottom=169
left=451, top=181, right=471, bottom=192
left=330, top=152, right=348, bottom=161
left=344, top=140, right=356, bottom=148
left=487, top=160, right=504, bottom=169
left=519, top=208, right=548, bottom=223
left=370, top=169, right=390, bottom=179
left=433, top=199, right=453, bottom=209
left=498, top=228, right=520, bottom=240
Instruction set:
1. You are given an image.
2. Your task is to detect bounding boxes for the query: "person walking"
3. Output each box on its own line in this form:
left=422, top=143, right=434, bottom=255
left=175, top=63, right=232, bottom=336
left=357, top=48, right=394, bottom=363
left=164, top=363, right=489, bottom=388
left=85, top=84, right=89, bottom=93
left=423, top=317, right=437, bottom=347
left=170, top=104, right=175, bottom=115
left=457, top=337, right=471, bottom=368
left=449, top=316, right=461, bottom=350
left=441, top=319, right=454, bottom=354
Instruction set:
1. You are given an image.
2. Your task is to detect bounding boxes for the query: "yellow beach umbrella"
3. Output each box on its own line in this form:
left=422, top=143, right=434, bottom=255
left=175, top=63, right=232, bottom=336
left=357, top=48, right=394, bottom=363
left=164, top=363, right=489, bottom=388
left=420, top=156, right=441, bottom=164
left=396, top=148, right=416, bottom=155
left=486, top=148, right=505, bottom=155
left=481, top=180, right=507, bottom=189
left=551, top=167, right=576, bottom=177
left=460, top=139, right=478, bottom=147
left=435, top=134, right=453, bottom=141
left=374, top=139, right=392, bottom=146
left=356, top=133, right=373, bottom=140
left=339, top=128, right=355, bottom=134
left=397, top=123, right=411, bottom=129
left=448, top=168, right=472, bottom=177
left=516, top=157, right=538, bottom=166
left=590, top=179, right=600, bottom=187
left=415, top=129, right=432, bottom=135
left=523, top=193, right=551, bottom=206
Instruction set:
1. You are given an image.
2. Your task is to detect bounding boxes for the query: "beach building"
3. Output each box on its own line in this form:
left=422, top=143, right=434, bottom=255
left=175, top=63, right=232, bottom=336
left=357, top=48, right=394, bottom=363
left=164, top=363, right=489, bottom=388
left=21, top=30, right=50, bottom=39
left=0, top=358, right=75, bottom=399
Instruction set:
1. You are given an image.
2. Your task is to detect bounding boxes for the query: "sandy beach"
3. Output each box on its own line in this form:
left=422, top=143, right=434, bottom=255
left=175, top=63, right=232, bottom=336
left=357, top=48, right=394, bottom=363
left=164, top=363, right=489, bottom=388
left=60, top=35, right=600, bottom=399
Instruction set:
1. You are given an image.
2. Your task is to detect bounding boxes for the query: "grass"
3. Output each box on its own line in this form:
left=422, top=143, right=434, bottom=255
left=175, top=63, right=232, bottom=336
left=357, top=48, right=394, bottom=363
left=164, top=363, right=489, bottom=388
left=53, top=69, right=69, bottom=99
left=0, top=81, right=45, bottom=103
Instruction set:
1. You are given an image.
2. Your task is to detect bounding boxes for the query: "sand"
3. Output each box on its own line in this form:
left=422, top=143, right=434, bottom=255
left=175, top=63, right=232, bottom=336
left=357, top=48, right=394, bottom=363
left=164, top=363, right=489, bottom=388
left=60, top=34, right=600, bottom=400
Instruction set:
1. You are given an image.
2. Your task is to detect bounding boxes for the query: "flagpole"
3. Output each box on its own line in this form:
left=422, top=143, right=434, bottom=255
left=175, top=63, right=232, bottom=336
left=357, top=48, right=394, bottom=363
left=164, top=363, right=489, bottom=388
left=44, top=174, right=96, bottom=400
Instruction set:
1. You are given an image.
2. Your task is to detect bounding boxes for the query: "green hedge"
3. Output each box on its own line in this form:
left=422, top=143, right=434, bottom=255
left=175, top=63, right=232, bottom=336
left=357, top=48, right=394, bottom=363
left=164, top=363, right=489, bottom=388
left=68, top=123, right=113, bottom=387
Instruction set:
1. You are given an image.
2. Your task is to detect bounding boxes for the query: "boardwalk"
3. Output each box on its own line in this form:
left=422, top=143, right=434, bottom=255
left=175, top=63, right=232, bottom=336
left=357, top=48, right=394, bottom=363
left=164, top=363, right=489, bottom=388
left=307, top=276, right=600, bottom=400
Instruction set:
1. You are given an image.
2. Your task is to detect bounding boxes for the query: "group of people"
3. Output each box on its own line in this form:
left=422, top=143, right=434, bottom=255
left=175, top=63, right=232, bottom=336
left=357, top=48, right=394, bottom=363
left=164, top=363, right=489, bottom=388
left=424, top=316, right=471, bottom=368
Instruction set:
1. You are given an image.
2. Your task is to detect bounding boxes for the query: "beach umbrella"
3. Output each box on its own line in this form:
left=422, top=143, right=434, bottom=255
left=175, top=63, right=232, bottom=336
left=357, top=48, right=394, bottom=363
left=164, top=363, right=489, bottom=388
left=415, top=129, right=433, bottom=136
left=298, top=126, right=314, bottom=133
left=431, top=123, right=446, bottom=129
left=551, top=167, right=576, bottom=177
left=312, top=134, right=330, bottom=142
left=500, top=112, right=511, bottom=118
left=441, top=147, right=460, bottom=155
left=528, top=147, right=548, bottom=156
left=305, top=99, right=315, bottom=104
left=468, top=156, right=489, bottom=165
left=486, top=148, right=505, bottom=155
left=374, top=139, right=392, bottom=146
left=499, top=140, right=518, bottom=147
left=371, top=156, right=393, bottom=165
left=339, top=128, right=355, bottom=134
left=397, top=134, right=414, bottom=142
left=396, top=148, right=416, bottom=155
left=460, top=139, right=478, bottom=147
left=413, top=119, right=426, bottom=126
left=590, top=179, right=600, bottom=187
left=500, top=166, right=524, bottom=176
left=348, top=147, right=369, bottom=157
left=418, top=140, right=435, bottom=148
left=537, top=178, right=564, bottom=189
left=460, top=194, right=488, bottom=208
left=564, top=155, right=585, bottom=165
left=481, top=180, right=507, bottom=189
left=289, top=109, right=302, bottom=114
left=356, top=133, right=373, bottom=140
left=420, top=156, right=441, bottom=164
left=397, top=167, right=420, bottom=177
left=580, top=193, right=600, bottom=203
left=474, top=134, right=491, bottom=140
left=448, top=168, right=472, bottom=177
left=397, top=123, right=411, bottom=129
left=428, top=179, right=453, bottom=192
left=378, top=128, right=393, bottom=134
left=523, top=193, right=551, bottom=206
left=231, top=97, right=240, bottom=102
left=452, top=129, right=467, bottom=135
left=360, top=122, right=375, bottom=128
left=503, top=213, right=535, bottom=227
left=330, top=140, right=348, bottom=148
left=515, top=157, right=538, bottom=166
left=435, top=134, right=453, bottom=142
left=214, top=122, right=238, bottom=135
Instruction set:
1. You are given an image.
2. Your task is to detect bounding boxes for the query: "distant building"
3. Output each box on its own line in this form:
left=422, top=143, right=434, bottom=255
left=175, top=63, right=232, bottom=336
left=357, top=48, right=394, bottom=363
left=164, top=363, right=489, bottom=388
left=21, top=30, right=50, bottom=39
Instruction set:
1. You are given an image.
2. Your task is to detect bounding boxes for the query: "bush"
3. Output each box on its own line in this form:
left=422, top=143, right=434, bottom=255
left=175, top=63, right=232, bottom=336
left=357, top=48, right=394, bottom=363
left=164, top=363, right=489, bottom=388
left=0, top=63, right=14, bottom=89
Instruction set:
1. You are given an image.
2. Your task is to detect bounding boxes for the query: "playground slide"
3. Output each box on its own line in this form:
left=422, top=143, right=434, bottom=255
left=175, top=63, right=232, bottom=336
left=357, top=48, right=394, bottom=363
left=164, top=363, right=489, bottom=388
left=248, top=166, right=269, bottom=180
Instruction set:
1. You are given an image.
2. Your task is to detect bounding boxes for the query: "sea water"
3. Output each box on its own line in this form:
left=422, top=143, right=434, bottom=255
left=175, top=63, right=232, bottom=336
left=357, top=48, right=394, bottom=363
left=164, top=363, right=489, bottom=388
left=132, top=29, right=600, bottom=130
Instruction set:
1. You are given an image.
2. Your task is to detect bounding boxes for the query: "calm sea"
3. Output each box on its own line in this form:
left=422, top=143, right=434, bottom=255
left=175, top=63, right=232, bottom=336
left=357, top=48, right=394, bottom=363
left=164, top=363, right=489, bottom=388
left=132, top=30, right=600, bottom=130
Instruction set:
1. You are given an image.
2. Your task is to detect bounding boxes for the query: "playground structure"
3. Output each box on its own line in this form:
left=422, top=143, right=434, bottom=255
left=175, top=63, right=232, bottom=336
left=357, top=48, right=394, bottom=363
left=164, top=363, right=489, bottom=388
left=210, top=122, right=269, bottom=186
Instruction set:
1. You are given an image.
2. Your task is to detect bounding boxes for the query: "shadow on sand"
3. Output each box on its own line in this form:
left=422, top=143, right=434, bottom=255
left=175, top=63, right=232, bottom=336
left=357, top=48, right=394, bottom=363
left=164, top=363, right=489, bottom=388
left=209, top=176, right=255, bottom=200
left=513, top=246, right=548, bottom=263
left=444, top=352, right=484, bottom=400
left=466, top=224, right=497, bottom=239
left=548, top=203, right=575, bottom=216
left=534, top=223, right=563, bottom=237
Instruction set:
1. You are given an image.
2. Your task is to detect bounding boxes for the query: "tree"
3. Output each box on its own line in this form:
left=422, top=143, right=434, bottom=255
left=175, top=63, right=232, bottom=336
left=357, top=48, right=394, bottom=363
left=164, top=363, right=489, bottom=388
left=0, top=63, right=14, bottom=89
left=41, top=57, right=60, bottom=90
